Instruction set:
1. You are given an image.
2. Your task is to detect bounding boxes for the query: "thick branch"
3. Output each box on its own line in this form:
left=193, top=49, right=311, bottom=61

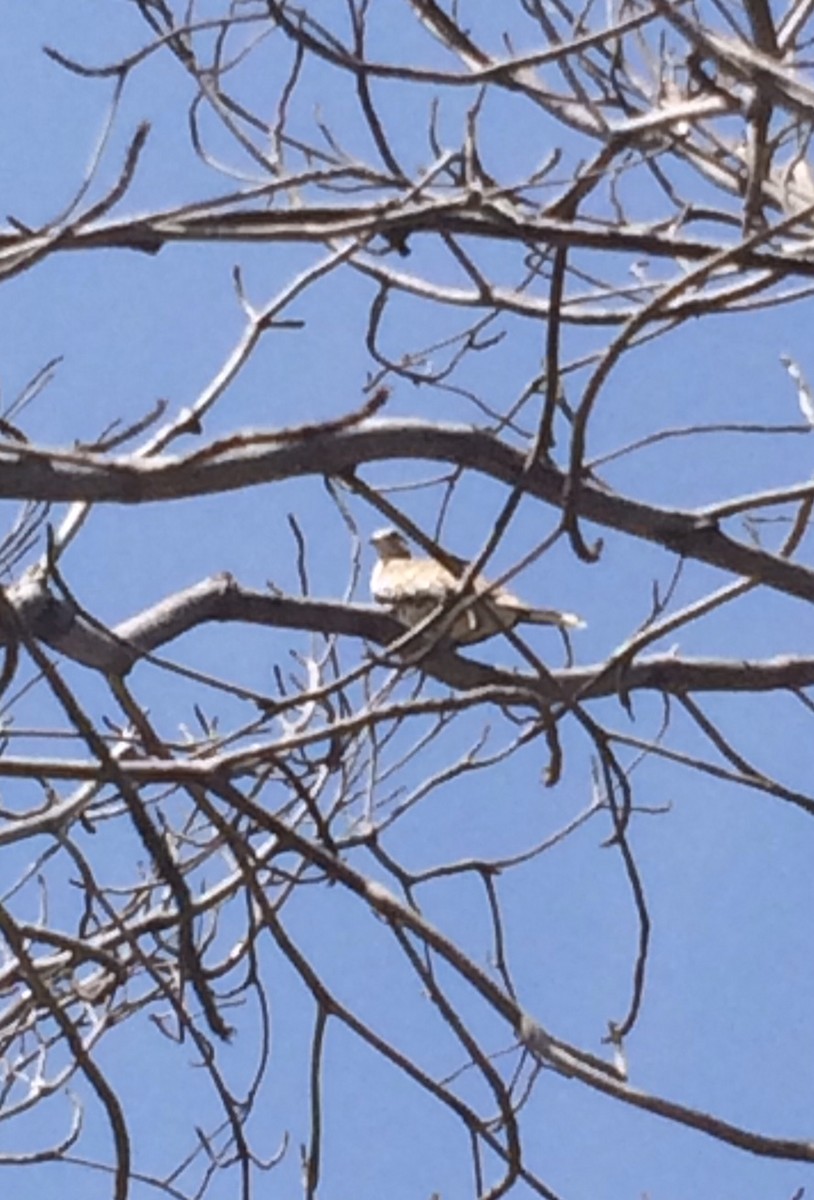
left=4, top=204, right=814, bottom=278
left=2, top=422, right=814, bottom=608
left=8, top=574, right=814, bottom=699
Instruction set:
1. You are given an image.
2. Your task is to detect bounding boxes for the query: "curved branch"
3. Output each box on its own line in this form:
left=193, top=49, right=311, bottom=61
left=7, top=574, right=814, bottom=701
left=2, top=422, right=814, bottom=607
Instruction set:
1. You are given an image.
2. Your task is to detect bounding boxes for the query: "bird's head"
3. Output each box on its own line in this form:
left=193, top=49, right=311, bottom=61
left=370, top=528, right=412, bottom=560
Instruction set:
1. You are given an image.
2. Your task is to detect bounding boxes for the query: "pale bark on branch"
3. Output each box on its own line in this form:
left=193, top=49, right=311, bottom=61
left=6, top=573, right=813, bottom=700
left=1, top=421, right=812, bottom=605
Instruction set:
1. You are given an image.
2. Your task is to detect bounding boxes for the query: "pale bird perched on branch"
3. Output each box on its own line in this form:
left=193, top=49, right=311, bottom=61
left=370, top=528, right=584, bottom=646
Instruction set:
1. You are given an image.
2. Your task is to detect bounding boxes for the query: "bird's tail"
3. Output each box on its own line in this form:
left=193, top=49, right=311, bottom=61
left=524, top=607, right=585, bottom=630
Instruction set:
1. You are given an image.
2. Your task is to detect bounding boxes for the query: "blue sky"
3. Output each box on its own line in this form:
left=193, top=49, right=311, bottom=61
left=0, top=3, right=813, bottom=1199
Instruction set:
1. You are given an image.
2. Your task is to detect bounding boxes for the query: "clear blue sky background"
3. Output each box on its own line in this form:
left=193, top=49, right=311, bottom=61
left=1, top=4, right=813, bottom=1198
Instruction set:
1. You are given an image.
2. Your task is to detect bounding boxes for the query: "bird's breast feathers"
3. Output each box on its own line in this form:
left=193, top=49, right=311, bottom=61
left=371, top=558, right=459, bottom=604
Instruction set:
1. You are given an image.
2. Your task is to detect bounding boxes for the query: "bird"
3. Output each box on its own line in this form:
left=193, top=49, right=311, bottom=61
left=369, top=528, right=584, bottom=646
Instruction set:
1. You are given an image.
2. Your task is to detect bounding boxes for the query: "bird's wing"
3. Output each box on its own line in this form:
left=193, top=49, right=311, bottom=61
left=479, top=584, right=584, bottom=629
left=372, top=554, right=584, bottom=639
